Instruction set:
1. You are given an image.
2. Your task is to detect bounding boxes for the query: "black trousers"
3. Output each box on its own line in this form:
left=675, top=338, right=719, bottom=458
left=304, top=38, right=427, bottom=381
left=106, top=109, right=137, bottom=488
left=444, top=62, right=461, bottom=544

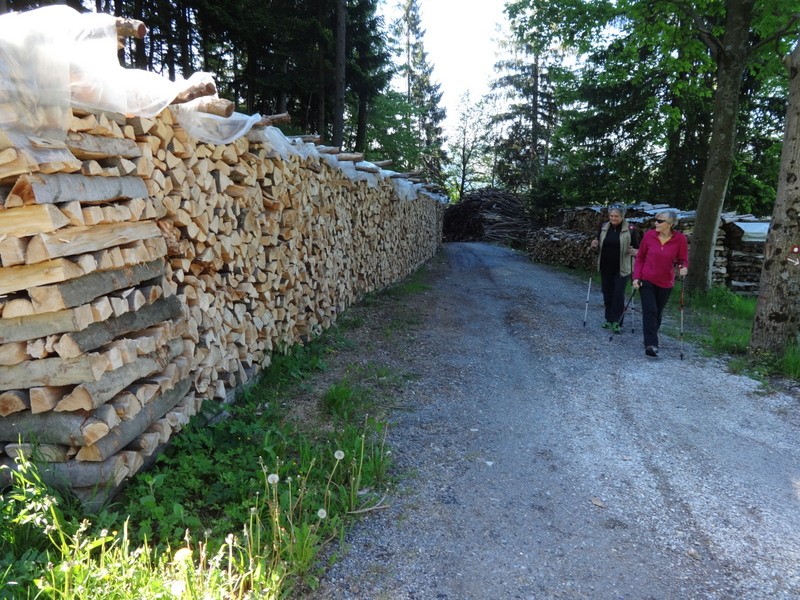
left=600, top=270, right=629, bottom=324
left=638, top=280, right=672, bottom=348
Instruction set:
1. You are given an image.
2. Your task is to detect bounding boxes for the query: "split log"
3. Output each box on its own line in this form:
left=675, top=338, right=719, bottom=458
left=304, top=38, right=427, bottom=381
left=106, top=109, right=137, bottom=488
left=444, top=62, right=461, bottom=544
left=0, top=303, right=94, bottom=344
left=66, top=132, right=143, bottom=160
left=27, top=258, right=165, bottom=313
left=0, top=390, right=29, bottom=416
left=25, top=221, right=162, bottom=264
left=7, top=173, right=148, bottom=206
left=0, top=259, right=84, bottom=296
left=0, top=342, right=27, bottom=366
left=54, top=337, right=183, bottom=412
left=0, top=454, right=128, bottom=488
left=74, top=376, right=191, bottom=462
left=0, top=352, right=109, bottom=391
left=196, top=97, right=235, bottom=118
left=30, top=386, right=72, bottom=414
left=1, top=299, right=35, bottom=319
left=52, top=295, right=182, bottom=359
left=0, top=410, right=109, bottom=446
left=5, top=443, right=70, bottom=463
left=0, top=204, right=70, bottom=237
left=0, top=236, right=27, bottom=266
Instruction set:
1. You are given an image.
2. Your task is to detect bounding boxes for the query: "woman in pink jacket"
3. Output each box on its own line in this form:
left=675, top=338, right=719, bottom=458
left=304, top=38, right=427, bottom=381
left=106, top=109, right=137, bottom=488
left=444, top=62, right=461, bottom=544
left=632, top=210, right=689, bottom=357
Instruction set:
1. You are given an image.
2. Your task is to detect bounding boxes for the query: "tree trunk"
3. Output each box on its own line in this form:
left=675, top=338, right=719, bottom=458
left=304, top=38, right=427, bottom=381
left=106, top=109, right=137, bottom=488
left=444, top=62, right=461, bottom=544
left=354, top=92, right=368, bottom=153
left=749, top=40, right=800, bottom=355
left=332, top=0, right=347, bottom=147
left=685, top=0, right=755, bottom=292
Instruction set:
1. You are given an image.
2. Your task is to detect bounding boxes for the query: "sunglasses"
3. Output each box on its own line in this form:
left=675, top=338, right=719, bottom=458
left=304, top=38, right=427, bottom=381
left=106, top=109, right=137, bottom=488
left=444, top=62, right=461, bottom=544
left=654, top=218, right=669, bottom=224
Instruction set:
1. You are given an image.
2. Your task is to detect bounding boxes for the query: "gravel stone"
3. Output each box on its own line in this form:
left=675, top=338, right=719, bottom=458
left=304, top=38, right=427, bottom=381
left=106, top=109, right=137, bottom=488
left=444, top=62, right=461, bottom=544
left=298, top=242, right=800, bottom=600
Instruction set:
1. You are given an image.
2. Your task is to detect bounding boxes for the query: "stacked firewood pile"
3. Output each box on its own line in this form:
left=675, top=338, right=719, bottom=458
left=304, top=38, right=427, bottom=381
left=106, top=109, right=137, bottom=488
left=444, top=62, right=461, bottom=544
left=0, top=108, right=195, bottom=506
left=721, top=219, right=769, bottom=295
left=443, top=188, right=530, bottom=245
left=526, top=227, right=595, bottom=270
left=0, top=105, right=443, bottom=508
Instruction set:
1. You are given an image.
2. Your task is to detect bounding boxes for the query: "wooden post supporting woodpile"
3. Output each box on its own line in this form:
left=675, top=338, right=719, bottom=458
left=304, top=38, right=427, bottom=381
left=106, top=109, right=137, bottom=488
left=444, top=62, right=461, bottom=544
left=0, top=104, right=444, bottom=509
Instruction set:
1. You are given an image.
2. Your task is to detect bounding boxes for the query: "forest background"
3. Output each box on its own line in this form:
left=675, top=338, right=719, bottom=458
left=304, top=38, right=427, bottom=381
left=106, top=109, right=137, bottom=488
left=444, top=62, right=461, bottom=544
left=2, top=0, right=799, bottom=351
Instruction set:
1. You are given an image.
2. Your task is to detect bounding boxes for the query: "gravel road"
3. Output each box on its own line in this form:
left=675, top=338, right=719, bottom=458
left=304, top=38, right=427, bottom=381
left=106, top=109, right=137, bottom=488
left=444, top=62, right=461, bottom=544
left=305, top=241, right=800, bottom=600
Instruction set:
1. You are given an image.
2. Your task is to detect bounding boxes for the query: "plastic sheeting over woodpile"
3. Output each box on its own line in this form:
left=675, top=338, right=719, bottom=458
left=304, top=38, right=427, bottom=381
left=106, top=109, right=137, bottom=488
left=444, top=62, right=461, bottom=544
left=443, top=188, right=531, bottom=245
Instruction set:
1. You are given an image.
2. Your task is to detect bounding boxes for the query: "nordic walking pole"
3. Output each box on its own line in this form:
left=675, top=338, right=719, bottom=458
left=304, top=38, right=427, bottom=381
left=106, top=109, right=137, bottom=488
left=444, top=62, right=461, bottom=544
left=679, top=275, right=685, bottom=360
left=583, top=273, right=592, bottom=327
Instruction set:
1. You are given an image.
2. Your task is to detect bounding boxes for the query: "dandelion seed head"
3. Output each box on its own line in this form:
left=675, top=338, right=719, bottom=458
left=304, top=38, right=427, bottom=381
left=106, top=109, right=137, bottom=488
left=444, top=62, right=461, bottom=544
left=268, top=473, right=279, bottom=485
left=173, top=547, right=193, bottom=564
left=334, top=450, right=345, bottom=461
left=317, top=508, right=327, bottom=519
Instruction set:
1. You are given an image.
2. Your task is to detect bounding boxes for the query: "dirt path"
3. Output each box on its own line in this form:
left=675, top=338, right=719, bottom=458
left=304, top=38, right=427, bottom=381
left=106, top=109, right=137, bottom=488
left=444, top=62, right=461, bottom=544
left=306, top=242, right=800, bottom=600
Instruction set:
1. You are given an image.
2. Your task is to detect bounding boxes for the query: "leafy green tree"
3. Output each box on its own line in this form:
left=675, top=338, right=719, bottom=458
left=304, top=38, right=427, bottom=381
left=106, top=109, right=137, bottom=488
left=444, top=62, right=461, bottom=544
left=395, top=0, right=447, bottom=184
left=686, top=1, right=799, bottom=291
left=364, top=90, right=421, bottom=170
left=445, top=92, right=496, bottom=200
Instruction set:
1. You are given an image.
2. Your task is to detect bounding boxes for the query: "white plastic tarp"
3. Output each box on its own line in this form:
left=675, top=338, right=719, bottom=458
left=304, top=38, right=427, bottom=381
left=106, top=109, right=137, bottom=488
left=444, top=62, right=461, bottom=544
left=734, top=221, right=770, bottom=243
left=0, top=5, right=259, bottom=147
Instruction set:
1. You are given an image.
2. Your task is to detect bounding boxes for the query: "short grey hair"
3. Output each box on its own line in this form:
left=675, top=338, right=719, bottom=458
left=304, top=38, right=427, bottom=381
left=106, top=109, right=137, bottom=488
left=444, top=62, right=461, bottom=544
left=656, top=209, right=678, bottom=225
left=608, top=204, right=626, bottom=217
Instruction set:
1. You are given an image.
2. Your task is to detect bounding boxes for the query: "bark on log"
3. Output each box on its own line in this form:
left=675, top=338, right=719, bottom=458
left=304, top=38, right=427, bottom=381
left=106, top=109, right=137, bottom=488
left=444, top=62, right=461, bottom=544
left=75, top=376, right=191, bottom=462
left=0, top=259, right=85, bottom=296
left=27, top=259, right=165, bottom=313
left=66, top=132, right=143, bottom=160
left=25, top=221, right=162, bottom=264
left=7, top=173, right=148, bottom=206
left=0, top=409, right=109, bottom=446
left=0, top=352, right=109, bottom=390
left=171, top=82, right=217, bottom=105
left=0, top=454, right=127, bottom=488
left=5, top=443, right=70, bottom=463
left=0, top=304, right=94, bottom=344
left=53, top=295, right=182, bottom=359
left=55, top=337, right=183, bottom=412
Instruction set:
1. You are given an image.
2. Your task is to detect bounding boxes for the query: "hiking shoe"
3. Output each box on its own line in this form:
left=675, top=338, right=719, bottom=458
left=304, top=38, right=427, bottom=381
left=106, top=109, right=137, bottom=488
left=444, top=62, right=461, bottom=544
left=645, top=346, right=658, bottom=357
left=610, top=322, right=622, bottom=334
left=602, top=321, right=613, bottom=329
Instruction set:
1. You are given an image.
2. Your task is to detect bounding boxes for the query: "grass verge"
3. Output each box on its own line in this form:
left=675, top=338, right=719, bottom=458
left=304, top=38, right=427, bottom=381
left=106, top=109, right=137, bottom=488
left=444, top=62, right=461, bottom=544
left=0, top=268, right=427, bottom=600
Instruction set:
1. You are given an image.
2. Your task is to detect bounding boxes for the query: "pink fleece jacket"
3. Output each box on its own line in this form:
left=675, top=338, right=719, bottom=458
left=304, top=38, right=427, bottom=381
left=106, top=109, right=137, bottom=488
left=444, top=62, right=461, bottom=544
left=633, top=229, right=689, bottom=289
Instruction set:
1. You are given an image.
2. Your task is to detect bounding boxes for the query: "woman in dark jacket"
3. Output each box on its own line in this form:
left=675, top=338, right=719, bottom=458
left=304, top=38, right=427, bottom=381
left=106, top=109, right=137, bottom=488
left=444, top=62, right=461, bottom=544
left=591, top=205, right=640, bottom=333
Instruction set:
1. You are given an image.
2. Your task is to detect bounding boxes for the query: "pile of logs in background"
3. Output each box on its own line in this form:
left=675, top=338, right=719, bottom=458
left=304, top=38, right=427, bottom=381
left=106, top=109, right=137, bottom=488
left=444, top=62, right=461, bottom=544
left=443, top=188, right=531, bottom=246
left=0, top=106, right=443, bottom=508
